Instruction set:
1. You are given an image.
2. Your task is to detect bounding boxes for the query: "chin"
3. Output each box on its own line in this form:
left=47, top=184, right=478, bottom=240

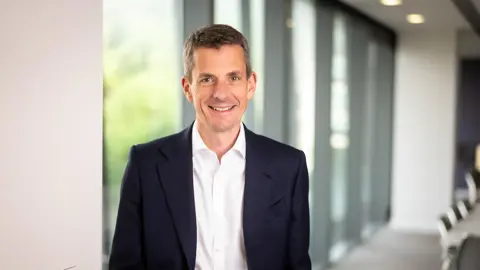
left=209, top=122, right=238, bottom=133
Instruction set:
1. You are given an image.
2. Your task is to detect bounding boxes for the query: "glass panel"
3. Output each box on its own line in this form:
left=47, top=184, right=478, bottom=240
left=370, top=39, right=394, bottom=226
left=292, top=0, right=316, bottom=175
left=291, top=1, right=319, bottom=267
left=102, top=0, right=182, bottom=264
left=329, top=12, right=350, bottom=263
left=362, top=40, right=377, bottom=239
left=214, top=0, right=243, bottom=31
left=250, top=0, right=266, bottom=134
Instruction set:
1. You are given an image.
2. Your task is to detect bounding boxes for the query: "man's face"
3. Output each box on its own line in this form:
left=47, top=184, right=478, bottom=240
left=182, top=45, right=256, bottom=133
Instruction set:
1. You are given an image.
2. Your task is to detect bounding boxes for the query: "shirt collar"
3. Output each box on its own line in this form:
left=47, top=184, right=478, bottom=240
left=192, top=120, right=246, bottom=159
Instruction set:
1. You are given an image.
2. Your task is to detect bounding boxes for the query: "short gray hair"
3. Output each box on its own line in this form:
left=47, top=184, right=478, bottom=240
left=183, top=24, right=252, bottom=81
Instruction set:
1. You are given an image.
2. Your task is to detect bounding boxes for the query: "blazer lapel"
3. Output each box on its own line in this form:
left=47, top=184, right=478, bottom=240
left=243, top=127, right=274, bottom=254
left=156, top=125, right=196, bottom=270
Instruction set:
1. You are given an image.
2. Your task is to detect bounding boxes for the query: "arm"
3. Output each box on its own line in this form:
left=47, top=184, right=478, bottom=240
left=109, top=146, right=145, bottom=270
left=287, top=151, right=312, bottom=270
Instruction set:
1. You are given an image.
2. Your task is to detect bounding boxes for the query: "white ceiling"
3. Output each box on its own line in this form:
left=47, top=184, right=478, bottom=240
left=339, top=0, right=471, bottom=31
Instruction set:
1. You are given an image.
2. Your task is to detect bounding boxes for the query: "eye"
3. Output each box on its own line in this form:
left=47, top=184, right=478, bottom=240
left=200, top=77, right=213, bottom=83
left=231, top=75, right=241, bottom=81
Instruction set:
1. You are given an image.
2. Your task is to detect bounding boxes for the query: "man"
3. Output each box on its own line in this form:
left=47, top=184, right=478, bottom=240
left=109, top=24, right=311, bottom=270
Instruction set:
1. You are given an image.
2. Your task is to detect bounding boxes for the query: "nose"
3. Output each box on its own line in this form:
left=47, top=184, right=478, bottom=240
left=212, top=80, right=230, bottom=100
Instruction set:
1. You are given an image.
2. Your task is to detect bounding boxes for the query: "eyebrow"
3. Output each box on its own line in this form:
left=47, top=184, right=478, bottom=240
left=198, top=72, right=215, bottom=78
left=226, top=70, right=243, bottom=77
left=198, top=70, right=243, bottom=78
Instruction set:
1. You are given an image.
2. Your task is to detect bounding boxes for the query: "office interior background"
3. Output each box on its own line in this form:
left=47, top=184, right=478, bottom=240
left=103, top=0, right=395, bottom=268
left=1, top=0, right=480, bottom=269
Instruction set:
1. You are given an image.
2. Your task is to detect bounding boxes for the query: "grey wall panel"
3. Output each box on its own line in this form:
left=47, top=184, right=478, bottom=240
left=370, top=40, right=395, bottom=223
left=263, top=0, right=291, bottom=143
left=310, top=3, right=334, bottom=268
left=345, top=18, right=368, bottom=244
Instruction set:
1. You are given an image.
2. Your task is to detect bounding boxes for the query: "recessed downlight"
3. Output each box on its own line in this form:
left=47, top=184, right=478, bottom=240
left=380, top=0, right=402, bottom=6
left=407, top=14, right=425, bottom=24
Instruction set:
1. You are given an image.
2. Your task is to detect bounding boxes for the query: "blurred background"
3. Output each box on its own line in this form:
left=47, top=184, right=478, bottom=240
left=102, top=0, right=480, bottom=269
left=1, top=0, right=480, bottom=269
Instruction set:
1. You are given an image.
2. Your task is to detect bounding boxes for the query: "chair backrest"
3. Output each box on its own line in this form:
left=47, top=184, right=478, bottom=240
left=450, top=235, right=480, bottom=270
left=462, top=199, right=474, bottom=211
left=438, top=214, right=453, bottom=238
left=465, top=172, right=478, bottom=205
left=457, top=200, right=471, bottom=219
left=448, top=204, right=464, bottom=225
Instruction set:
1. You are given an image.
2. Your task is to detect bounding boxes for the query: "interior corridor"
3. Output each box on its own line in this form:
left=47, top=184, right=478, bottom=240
left=330, top=229, right=442, bottom=270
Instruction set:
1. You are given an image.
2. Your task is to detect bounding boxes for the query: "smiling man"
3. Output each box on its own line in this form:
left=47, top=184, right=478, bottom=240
left=109, top=24, right=312, bottom=270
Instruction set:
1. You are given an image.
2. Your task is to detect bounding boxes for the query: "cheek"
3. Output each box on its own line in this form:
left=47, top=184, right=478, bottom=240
left=192, top=89, right=207, bottom=103
left=190, top=90, right=203, bottom=110
left=233, top=87, right=250, bottom=101
left=194, top=91, right=215, bottom=112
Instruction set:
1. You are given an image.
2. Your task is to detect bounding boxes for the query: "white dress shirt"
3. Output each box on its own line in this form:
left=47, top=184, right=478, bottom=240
left=192, top=121, right=248, bottom=270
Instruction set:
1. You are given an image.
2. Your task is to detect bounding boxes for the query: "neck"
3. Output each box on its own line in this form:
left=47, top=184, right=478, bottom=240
left=196, top=120, right=241, bottom=160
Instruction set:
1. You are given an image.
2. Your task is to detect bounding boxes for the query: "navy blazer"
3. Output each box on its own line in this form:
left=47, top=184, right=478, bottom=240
left=109, top=124, right=311, bottom=270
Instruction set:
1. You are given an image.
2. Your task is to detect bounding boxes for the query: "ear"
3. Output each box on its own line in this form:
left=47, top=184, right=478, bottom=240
left=182, top=76, right=193, bottom=103
left=247, top=71, right=257, bottom=100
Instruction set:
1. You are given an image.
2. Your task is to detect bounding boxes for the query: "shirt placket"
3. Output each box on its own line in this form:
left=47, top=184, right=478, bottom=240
left=212, top=160, right=225, bottom=270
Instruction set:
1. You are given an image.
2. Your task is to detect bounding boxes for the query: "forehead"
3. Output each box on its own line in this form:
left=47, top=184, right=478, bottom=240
left=192, top=45, right=246, bottom=74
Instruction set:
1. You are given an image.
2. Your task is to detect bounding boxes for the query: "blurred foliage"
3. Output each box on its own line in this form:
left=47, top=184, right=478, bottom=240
left=103, top=0, right=181, bottom=186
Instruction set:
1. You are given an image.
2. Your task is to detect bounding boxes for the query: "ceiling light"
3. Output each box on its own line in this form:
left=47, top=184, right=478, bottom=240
left=407, top=14, right=425, bottom=24
left=380, top=0, right=402, bottom=6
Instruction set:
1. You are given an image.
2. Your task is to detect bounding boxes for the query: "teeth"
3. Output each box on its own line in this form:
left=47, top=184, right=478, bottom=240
left=211, top=106, right=233, bottom=111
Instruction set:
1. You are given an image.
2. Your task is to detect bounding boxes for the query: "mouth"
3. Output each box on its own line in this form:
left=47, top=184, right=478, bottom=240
left=208, top=105, right=236, bottom=112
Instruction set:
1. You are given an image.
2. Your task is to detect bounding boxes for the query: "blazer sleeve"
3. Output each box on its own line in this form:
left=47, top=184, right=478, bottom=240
left=109, top=146, right=145, bottom=270
left=287, top=151, right=312, bottom=270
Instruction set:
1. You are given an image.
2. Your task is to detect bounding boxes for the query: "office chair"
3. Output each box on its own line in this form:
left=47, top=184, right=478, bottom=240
left=447, top=204, right=464, bottom=225
left=438, top=214, right=453, bottom=239
left=465, top=172, right=478, bottom=206
left=448, top=235, right=480, bottom=270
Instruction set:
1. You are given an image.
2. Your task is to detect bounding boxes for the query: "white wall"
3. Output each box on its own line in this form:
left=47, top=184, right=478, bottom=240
left=458, top=29, right=480, bottom=58
left=0, top=1, right=102, bottom=269
left=390, top=31, right=457, bottom=232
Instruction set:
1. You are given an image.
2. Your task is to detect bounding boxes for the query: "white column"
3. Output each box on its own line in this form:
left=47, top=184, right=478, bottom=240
left=390, top=31, right=458, bottom=232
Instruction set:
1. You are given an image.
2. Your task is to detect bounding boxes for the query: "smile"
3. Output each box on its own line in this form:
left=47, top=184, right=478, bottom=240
left=209, top=105, right=235, bottom=112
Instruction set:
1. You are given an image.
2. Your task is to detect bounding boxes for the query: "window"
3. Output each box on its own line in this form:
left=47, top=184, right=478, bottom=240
left=329, top=12, right=350, bottom=262
left=214, top=0, right=243, bottom=31
left=250, top=0, right=266, bottom=134
left=361, top=40, right=378, bottom=238
left=102, top=0, right=182, bottom=264
left=292, top=0, right=317, bottom=175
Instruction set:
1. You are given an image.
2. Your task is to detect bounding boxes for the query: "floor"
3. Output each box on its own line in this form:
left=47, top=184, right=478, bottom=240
left=330, top=228, right=443, bottom=270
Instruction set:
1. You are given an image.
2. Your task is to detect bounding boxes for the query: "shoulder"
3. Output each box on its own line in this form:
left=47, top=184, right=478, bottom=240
left=128, top=129, right=186, bottom=163
left=248, top=129, right=306, bottom=164
left=258, top=134, right=303, bottom=155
